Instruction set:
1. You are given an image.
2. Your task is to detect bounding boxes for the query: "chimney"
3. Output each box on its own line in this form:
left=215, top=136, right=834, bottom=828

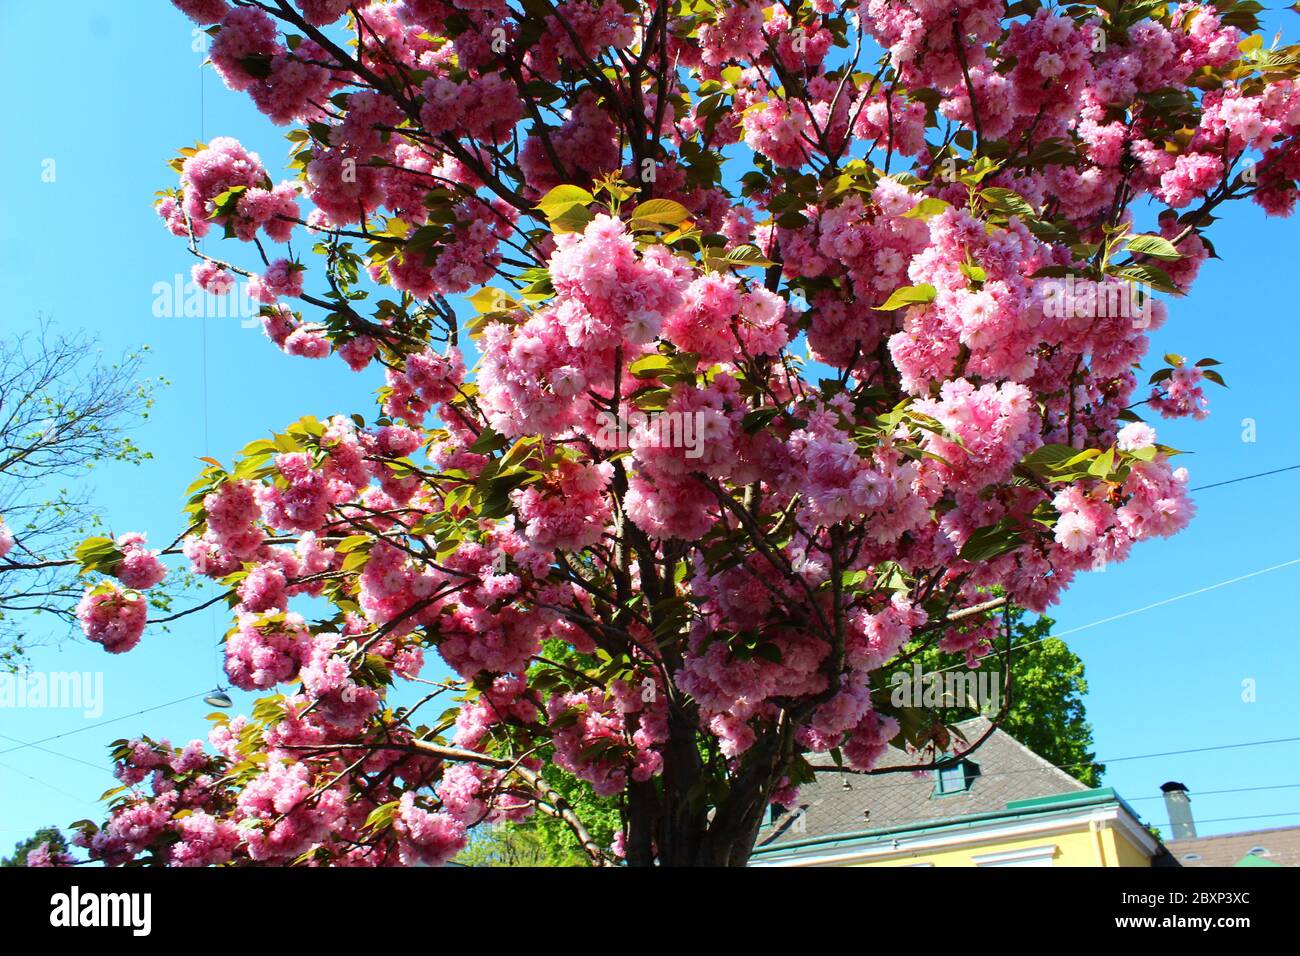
left=1160, top=781, right=1197, bottom=840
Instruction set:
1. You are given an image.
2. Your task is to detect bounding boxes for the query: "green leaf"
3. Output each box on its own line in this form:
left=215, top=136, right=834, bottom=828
left=74, top=536, right=122, bottom=575
left=535, top=185, right=595, bottom=234
left=877, top=283, right=937, bottom=311
left=980, top=187, right=1036, bottom=218
left=535, top=185, right=594, bottom=218
left=840, top=569, right=869, bottom=589
left=468, top=287, right=515, bottom=315
left=724, top=244, right=774, bottom=267
left=959, top=519, right=1023, bottom=562
left=1087, top=446, right=1116, bottom=478
left=1126, top=234, right=1183, bottom=261
left=334, top=534, right=370, bottom=553
left=340, top=548, right=371, bottom=573
left=629, top=354, right=675, bottom=379
left=904, top=197, right=951, bottom=220
left=630, top=198, right=691, bottom=229
left=631, top=386, right=671, bottom=410
left=1022, top=443, right=1089, bottom=475
left=741, top=407, right=782, bottom=433
left=363, top=801, right=401, bottom=831
left=548, top=203, right=594, bottom=234
left=468, top=426, right=508, bottom=455
left=500, top=436, right=540, bottom=470
left=1114, top=263, right=1178, bottom=295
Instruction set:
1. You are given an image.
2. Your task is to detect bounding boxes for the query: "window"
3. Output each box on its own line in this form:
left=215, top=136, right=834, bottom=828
left=933, top=758, right=980, bottom=796
left=1248, top=846, right=1269, bottom=857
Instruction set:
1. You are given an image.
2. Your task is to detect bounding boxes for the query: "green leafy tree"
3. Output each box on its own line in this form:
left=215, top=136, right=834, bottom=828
left=457, top=823, right=585, bottom=867
left=1, top=826, right=68, bottom=867
left=484, top=755, right=623, bottom=865
left=915, top=605, right=1105, bottom=787
left=997, top=625, right=1104, bottom=787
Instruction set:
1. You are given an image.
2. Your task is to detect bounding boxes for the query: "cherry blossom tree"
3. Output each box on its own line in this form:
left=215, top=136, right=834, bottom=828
left=57, top=0, right=1300, bottom=867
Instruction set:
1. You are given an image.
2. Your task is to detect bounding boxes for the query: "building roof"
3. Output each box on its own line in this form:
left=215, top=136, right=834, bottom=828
left=756, top=716, right=1092, bottom=849
left=1160, top=826, right=1300, bottom=868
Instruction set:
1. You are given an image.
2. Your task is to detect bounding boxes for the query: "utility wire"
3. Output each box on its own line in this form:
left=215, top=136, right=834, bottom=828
left=826, top=734, right=1300, bottom=788
left=0, top=734, right=108, bottom=772
left=1190, top=463, right=1300, bottom=492
left=1102, top=736, right=1300, bottom=765
left=0, top=759, right=101, bottom=809
left=0, top=692, right=207, bottom=759
left=1126, top=783, right=1300, bottom=802
left=199, top=53, right=223, bottom=689
left=931, top=555, right=1300, bottom=677
left=1153, top=811, right=1300, bottom=831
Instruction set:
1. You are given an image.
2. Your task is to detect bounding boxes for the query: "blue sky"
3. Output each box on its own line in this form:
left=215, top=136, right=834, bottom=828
left=1, top=1, right=1298, bottom=856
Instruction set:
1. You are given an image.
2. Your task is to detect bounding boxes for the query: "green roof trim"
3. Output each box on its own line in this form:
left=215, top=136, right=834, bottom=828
left=753, top=787, right=1139, bottom=859
left=1234, top=853, right=1282, bottom=867
left=1005, top=788, right=1120, bottom=810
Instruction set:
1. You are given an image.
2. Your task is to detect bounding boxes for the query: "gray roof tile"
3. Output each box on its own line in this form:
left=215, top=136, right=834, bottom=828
left=1162, top=826, right=1300, bottom=867
left=757, top=716, right=1090, bottom=847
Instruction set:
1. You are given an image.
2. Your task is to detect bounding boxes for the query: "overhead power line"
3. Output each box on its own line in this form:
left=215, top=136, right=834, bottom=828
left=1127, top=783, right=1300, bottom=802
left=0, top=734, right=107, bottom=772
left=1153, top=811, right=1300, bottom=831
left=0, top=759, right=100, bottom=809
left=931, top=555, right=1300, bottom=678
left=0, top=692, right=207, bottom=759
left=1190, top=464, right=1300, bottom=492
left=1101, top=736, right=1300, bottom=765
left=824, top=734, right=1300, bottom=790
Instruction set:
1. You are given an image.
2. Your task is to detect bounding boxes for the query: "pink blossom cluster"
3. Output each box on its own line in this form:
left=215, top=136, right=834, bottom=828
left=452, top=674, right=539, bottom=750
left=75, top=584, right=147, bottom=654
left=24, top=842, right=76, bottom=867
left=234, top=759, right=345, bottom=862
left=1149, top=365, right=1211, bottom=420
left=224, top=611, right=314, bottom=690
left=383, top=348, right=466, bottom=424
left=199, top=5, right=340, bottom=125
left=158, top=136, right=298, bottom=244
left=112, top=532, right=168, bottom=590
left=261, top=305, right=332, bottom=360
left=519, top=91, right=622, bottom=195
left=393, top=793, right=466, bottom=866
left=380, top=199, right=519, bottom=299
left=546, top=685, right=668, bottom=796
left=184, top=479, right=265, bottom=576
left=513, top=459, right=613, bottom=551
left=914, top=379, right=1039, bottom=489
left=249, top=259, right=305, bottom=304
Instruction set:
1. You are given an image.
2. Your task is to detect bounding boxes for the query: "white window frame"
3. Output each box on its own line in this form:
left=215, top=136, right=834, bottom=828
left=971, top=844, right=1058, bottom=867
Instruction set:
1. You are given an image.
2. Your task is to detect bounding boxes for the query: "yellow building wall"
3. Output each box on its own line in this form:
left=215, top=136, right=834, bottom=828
left=847, top=822, right=1151, bottom=867
left=1101, top=826, right=1154, bottom=868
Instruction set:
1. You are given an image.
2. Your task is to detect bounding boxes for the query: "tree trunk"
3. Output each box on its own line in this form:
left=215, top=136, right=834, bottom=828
left=626, top=715, right=790, bottom=866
